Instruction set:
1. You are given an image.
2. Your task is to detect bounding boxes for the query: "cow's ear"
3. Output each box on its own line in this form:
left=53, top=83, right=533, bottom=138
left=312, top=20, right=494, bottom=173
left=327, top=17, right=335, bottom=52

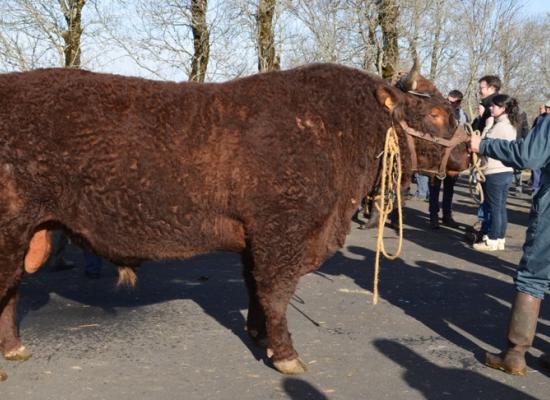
left=375, top=86, right=397, bottom=111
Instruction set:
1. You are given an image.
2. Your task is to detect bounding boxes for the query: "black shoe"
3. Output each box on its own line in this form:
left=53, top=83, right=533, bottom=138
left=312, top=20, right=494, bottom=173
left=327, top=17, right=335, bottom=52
left=442, top=216, right=460, bottom=228
left=430, top=218, right=440, bottom=229
left=352, top=209, right=367, bottom=228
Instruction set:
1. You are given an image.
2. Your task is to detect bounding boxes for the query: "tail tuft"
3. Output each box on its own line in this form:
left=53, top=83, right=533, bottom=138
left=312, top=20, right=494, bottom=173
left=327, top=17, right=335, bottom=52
left=117, top=266, right=137, bottom=288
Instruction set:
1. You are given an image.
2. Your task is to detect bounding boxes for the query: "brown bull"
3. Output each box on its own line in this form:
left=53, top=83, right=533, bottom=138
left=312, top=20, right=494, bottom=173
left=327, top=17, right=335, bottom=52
left=0, top=62, right=469, bottom=380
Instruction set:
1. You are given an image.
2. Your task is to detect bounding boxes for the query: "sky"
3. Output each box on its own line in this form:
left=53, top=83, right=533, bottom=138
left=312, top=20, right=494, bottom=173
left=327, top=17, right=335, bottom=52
left=524, top=0, right=550, bottom=15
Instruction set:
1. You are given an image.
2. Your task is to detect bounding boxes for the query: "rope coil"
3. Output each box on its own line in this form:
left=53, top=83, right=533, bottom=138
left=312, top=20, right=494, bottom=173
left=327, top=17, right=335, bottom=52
left=465, top=123, right=485, bottom=204
left=371, top=123, right=483, bottom=304
left=373, top=126, right=403, bottom=305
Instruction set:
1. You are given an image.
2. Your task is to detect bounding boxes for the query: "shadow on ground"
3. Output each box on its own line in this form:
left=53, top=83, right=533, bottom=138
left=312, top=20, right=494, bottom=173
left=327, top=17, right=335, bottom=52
left=374, top=339, right=539, bottom=399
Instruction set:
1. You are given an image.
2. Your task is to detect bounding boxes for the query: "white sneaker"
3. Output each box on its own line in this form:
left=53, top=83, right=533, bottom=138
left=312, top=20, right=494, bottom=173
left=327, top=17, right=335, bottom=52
left=497, top=238, right=505, bottom=250
left=473, top=238, right=499, bottom=251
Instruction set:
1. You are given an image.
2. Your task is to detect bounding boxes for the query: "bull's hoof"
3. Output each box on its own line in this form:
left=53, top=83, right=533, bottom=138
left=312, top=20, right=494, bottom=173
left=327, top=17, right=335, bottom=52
left=0, top=370, right=7, bottom=381
left=4, top=345, right=32, bottom=361
left=273, top=357, right=308, bottom=375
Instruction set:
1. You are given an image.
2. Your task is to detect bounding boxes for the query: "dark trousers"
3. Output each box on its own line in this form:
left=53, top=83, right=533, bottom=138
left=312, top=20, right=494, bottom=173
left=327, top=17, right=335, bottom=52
left=482, top=172, right=513, bottom=240
left=429, top=176, right=457, bottom=220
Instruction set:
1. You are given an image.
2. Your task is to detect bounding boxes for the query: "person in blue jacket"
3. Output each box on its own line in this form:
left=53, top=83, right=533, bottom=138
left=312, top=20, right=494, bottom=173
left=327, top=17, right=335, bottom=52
left=470, top=112, right=550, bottom=376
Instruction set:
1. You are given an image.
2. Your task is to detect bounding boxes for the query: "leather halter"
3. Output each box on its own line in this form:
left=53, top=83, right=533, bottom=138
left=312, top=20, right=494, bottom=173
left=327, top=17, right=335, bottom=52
left=399, top=120, right=469, bottom=179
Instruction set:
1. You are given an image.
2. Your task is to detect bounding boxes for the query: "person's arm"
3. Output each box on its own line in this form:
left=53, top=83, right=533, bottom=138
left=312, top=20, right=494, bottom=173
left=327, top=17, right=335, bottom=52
left=478, top=116, right=550, bottom=170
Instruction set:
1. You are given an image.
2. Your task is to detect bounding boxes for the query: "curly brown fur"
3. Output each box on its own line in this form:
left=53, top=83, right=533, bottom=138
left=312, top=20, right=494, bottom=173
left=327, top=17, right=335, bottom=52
left=0, top=63, right=469, bottom=376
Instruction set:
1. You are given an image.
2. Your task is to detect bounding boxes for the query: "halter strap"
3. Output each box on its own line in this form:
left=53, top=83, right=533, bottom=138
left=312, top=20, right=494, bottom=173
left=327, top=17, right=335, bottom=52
left=398, top=121, right=469, bottom=179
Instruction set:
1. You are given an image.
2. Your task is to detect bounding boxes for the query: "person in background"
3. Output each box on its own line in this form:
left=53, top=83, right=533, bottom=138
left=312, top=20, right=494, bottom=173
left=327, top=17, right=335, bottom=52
left=473, top=94, right=519, bottom=251
left=428, top=90, right=468, bottom=229
left=472, top=75, right=501, bottom=134
left=45, top=231, right=75, bottom=271
left=414, top=172, right=429, bottom=201
left=46, top=231, right=104, bottom=279
left=469, top=107, right=550, bottom=376
left=471, top=76, right=501, bottom=242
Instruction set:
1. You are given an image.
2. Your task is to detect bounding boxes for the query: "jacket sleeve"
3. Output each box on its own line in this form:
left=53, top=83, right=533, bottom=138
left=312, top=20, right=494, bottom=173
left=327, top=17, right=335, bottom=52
left=479, top=115, right=550, bottom=170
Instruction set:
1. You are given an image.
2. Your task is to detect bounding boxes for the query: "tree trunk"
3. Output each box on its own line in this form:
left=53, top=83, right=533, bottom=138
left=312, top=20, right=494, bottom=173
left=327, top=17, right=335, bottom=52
left=190, top=0, right=210, bottom=82
left=378, top=0, right=399, bottom=79
left=59, top=0, right=86, bottom=68
left=257, top=0, right=280, bottom=72
left=429, top=0, right=444, bottom=81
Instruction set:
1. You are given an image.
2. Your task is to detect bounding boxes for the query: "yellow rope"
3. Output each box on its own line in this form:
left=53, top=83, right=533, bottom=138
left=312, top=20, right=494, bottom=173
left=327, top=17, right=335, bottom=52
left=373, top=126, right=403, bottom=305
left=465, top=124, right=485, bottom=204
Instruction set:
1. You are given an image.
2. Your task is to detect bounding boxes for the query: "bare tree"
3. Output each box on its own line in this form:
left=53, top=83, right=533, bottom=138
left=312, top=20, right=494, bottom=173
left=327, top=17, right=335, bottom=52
left=284, top=0, right=350, bottom=64
left=452, top=0, right=521, bottom=114
left=427, top=0, right=444, bottom=80
left=59, top=0, right=86, bottom=67
left=190, top=0, right=210, bottom=81
left=0, top=0, right=109, bottom=71
left=98, top=0, right=253, bottom=81
left=344, top=0, right=384, bottom=74
left=378, top=0, right=399, bottom=79
left=256, top=0, right=280, bottom=71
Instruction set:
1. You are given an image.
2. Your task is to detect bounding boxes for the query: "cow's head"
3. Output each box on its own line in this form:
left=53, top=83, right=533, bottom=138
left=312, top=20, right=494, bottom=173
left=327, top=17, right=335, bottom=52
left=376, top=60, right=470, bottom=178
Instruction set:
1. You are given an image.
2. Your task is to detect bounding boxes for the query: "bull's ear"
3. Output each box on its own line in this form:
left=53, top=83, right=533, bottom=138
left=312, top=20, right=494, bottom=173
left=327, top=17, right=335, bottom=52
left=375, top=86, right=397, bottom=111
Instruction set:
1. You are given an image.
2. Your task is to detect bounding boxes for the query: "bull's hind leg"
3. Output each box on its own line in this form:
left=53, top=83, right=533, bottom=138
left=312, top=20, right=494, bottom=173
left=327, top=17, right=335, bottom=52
left=0, top=226, right=40, bottom=365
left=0, top=286, right=30, bottom=361
left=2, top=228, right=50, bottom=362
left=0, top=234, right=31, bottom=381
left=241, top=247, right=267, bottom=347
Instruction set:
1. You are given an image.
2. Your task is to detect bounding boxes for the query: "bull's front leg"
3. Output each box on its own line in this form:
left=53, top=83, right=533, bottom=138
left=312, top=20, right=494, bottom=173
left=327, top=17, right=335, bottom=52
left=256, top=276, right=307, bottom=375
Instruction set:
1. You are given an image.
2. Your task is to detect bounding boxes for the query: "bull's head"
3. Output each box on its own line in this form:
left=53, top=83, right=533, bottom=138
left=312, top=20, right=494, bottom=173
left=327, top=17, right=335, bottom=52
left=376, top=61, right=470, bottom=178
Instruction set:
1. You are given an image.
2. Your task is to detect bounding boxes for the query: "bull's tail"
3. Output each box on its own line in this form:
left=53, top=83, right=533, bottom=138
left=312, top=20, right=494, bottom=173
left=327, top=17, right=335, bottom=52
left=117, top=265, right=138, bottom=287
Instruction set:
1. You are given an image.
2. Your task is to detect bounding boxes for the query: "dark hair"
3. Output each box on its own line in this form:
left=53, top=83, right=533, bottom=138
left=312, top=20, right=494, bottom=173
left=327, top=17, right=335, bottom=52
left=479, top=75, right=501, bottom=92
left=448, top=89, right=463, bottom=100
left=492, top=94, right=520, bottom=129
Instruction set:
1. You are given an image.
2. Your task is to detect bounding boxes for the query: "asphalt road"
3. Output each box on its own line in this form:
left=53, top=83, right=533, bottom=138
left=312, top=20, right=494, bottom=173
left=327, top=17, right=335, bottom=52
left=1, top=178, right=549, bottom=399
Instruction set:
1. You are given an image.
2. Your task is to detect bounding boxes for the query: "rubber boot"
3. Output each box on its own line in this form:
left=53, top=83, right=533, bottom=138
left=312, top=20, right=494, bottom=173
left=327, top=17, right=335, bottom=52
left=485, top=292, right=541, bottom=375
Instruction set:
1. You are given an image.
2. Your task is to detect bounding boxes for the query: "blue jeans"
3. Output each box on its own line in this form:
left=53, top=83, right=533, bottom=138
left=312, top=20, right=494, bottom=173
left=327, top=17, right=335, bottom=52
left=83, top=251, right=103, bottom=274
left=515, top=179, right=550, bottom=298
left=429, top=175, right=457, bottom=219
left=415, top=173, right=429, bottom=198
left=532, top=169, right=541, bottom=192
left=479, top=202, right=491, bottom=235
left=482, top=172, right=513, bottom=240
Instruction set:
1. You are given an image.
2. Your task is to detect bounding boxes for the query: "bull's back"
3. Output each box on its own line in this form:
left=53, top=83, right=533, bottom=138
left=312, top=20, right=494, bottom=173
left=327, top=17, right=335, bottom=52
left=0, top=65, right=379, bottom=261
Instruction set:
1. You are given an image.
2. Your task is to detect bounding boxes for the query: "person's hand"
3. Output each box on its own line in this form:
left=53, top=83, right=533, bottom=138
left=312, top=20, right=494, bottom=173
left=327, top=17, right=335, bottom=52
left=478, top=104, right=485, bottom=116
left=470, top=135, right=481, bottom=153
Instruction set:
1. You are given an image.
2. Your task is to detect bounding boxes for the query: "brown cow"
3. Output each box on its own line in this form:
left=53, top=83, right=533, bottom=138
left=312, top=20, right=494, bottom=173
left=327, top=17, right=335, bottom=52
left=0, top=63, right=469, bottom=380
